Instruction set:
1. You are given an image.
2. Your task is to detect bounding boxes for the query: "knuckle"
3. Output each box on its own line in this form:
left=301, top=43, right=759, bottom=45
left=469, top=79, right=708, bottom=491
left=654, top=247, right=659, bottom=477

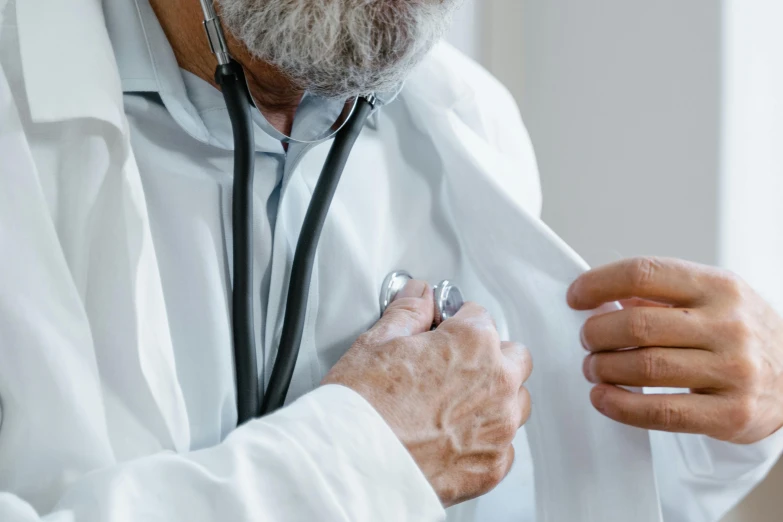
left=485, top=457, right=510, bottom=489
left=353, top=331, right=375, bottom=349
left=451, top=321, right=483, bottom=349
left=496, top=369, right=518, bottom=395
left=480, top=322, right=502, bottom=347
left=488, top=466, right=507, bottom=488
left=387, top=306, right=425, bottom=326
left=519, top=387, right=532, bottom=422
left=725, top=353, right=761, bottom=387
left=452, top=319, right=499, bottom=351
left=726, top=397, right=757, bottom=438
left=459, top=302, right=493, bottom=327
left=628, top=307, right=655, bottom=345
left=509, top=342, right=532, bottom=366
left=518, top=346, right=534, bottom=379
left=650, top=399, right=684, bottom=430
left=721, top=315, right=754, bottom=348
left=498, top=418, right=518, bottom=444
left=629, top=257, right=660, bottom=291
left=640, top=350, right=666, bottom=382
left=524, top=347, right=534, bottom=372
left=715, top=271, right=747, bottom=301
left=441, top=319, right=471, bottom=342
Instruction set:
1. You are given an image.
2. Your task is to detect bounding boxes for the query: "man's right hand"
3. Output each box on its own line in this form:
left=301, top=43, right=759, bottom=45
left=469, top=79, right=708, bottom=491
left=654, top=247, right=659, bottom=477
left=322, top=279, right=532, bottom=507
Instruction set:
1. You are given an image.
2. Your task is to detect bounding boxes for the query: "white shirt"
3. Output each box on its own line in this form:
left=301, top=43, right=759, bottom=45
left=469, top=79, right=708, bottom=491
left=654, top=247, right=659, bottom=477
left=111, top=0, right=413, bottom=447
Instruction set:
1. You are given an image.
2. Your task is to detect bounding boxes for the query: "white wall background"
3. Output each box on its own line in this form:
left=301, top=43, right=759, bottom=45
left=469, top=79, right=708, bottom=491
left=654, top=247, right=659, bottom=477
left=721, top=0, right=783, bottom=314
left=495, top=0, right=723, bottom=268
left=446, top=0, right=480, bottom=60
left=447, top=0, right=783, bottom=520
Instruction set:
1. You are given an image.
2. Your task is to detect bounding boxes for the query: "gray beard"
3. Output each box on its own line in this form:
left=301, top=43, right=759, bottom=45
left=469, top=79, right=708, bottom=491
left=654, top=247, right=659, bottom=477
left=218, top=0, right=462, bottom=99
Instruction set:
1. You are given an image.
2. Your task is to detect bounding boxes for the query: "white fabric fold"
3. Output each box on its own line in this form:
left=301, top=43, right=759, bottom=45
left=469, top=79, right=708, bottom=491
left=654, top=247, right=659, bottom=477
left=0, top=386, right=445, bottom=521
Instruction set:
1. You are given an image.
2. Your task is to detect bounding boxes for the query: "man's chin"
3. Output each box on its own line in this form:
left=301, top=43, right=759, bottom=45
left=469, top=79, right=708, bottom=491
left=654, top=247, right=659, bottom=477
left=294, top=65, right=415, bottom=100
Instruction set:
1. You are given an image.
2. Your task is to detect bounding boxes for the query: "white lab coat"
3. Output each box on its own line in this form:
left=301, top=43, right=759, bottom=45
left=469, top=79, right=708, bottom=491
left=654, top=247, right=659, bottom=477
left=1, top=0, right=781, bottom=521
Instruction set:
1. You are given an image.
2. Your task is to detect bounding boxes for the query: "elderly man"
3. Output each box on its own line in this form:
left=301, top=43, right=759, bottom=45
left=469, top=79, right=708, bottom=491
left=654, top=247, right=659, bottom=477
left=0, top=0, right=782, bottom=521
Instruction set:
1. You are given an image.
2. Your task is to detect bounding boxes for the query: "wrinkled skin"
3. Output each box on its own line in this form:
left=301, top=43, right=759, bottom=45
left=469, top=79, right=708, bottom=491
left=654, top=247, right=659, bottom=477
left=323, top=280, right=532, bottom=506
left=569, top=257, right=783, bottom=444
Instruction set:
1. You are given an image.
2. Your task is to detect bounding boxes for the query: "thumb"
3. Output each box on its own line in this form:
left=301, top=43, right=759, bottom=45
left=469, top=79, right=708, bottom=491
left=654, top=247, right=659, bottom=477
left=367, top=279, right=434, bottom=343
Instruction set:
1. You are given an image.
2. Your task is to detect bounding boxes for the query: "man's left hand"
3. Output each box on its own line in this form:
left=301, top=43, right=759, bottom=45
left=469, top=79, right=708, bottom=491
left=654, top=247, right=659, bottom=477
left=568, top=257, right=783, bottom=444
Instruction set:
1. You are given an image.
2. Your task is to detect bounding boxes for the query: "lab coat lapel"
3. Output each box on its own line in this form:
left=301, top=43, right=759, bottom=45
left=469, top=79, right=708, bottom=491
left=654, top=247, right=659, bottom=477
left=15, top=0, right=125, bottom=130
left=400, top=45, right=663, bottom=521
left=0, top=18, right=116, bottom=509
left=14, top=0, right=190, bottom=453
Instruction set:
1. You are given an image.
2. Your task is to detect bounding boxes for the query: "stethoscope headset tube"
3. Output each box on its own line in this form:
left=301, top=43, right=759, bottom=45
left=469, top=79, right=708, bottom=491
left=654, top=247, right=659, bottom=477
left=261, top=98, right=375, bottom=416
left=215, top=60, right=260, bottom=425
left=206, top=6, right=376, bottom=424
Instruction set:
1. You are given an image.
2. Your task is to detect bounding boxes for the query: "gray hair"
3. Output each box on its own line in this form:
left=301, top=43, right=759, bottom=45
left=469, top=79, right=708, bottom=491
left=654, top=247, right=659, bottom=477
left=218, top=0, right=461, bottom=99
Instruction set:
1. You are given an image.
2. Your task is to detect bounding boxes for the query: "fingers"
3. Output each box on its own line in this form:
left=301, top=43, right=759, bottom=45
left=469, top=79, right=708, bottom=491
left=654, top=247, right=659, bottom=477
left=447, top=300, right=498, bottom=327
left=517, top=386, right=532, bottom=428
left=437, top=301, right=501, bottom=349
left=581, top=306, right=708, bottom=352
left=501, top=344, right=532, bottom=431
left=584, top=348, right=721, bottom=389
left=367, top=279, right=434, bottom=343
left=503, top=444, right=516, bottom=479
left=451, top=442, right=516, bottom=506
left=568, top=257, right=710, bottom=310
left=619, top=298, right=671, bottom=309
left=501, top=342, right=533, bottom=385
left=590, top=384, right=723, bottom=434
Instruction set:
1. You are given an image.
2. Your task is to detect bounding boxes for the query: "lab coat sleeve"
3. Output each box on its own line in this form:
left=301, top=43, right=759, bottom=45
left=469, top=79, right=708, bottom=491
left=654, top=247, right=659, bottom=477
left=0, top=385, right=445, bottom=522
left=652, top=415, right=783, bottom=521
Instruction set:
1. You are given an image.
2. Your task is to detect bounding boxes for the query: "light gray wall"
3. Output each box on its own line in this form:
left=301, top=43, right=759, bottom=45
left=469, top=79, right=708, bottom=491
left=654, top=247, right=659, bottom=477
left=510, top=0, right=722, bottom=268
left=446, top=0, right=480, bottom=60
left=721, top=0, right=783, bottom=313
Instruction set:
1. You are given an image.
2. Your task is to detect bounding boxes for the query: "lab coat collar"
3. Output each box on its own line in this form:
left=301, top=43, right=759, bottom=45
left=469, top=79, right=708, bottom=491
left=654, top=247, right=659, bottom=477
left=15, top=0, right=125, bottom=130
left=14, top=0, right=401, bottom=145
left=13, top=0, right=225, bottom=148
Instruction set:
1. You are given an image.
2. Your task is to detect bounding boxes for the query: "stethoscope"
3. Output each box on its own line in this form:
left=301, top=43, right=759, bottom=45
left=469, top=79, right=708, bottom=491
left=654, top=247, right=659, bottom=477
left=199, top=2, right=463, bottom=425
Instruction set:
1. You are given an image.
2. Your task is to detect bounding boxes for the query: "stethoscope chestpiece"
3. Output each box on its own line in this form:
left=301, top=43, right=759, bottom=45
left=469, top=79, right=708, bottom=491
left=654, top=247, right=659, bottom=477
left=379, top=271, right=414, bottom=315
left=379, top=270, right=465, bottom=328
left=433, top=280, right=464, bottom=325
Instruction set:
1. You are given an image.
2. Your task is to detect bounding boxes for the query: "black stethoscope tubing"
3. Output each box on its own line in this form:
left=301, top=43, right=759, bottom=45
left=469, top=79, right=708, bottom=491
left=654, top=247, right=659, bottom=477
left=215, top=60, right=374, bottom=425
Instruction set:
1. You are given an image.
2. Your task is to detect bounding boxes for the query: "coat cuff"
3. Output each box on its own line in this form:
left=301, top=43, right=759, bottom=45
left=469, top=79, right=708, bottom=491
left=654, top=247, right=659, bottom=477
left=266, top=384, right=446, bottom=521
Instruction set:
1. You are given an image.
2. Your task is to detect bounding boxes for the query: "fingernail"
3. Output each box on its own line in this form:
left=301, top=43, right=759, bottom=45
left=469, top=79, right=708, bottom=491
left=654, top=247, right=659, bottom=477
left=591, top=385, right=607, bottom=412
left=567, top=281, right=579, bottom=308
left=580, top=327, right=590, bottom=351
left=583, top=355, right=597, bottom=383
left=397, top=279, right=427, bottom=299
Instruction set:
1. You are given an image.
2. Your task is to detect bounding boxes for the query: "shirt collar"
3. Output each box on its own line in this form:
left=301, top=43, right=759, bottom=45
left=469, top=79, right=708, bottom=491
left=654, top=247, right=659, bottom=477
left=103, top=0, right=399, bottom=152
